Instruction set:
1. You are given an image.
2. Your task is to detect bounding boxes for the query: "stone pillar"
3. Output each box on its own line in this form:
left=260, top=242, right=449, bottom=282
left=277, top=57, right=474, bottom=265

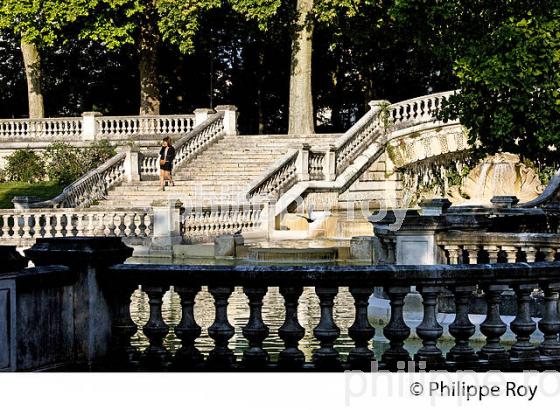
left=261, top=200, right=277, bottom=239
left=368, top=100, right=388, bottom=114
left=323, top=145, right=337, bottom=181
left=194, top=108, right=215, bottom=126
left=24, top=238, right=133, bottom=367
left=123, top=146, right=141, bottom=183
left=151, top=199, right=183, bottom=252
left=81, top=112, right=102, bottom=141
left=296, top=143, right=310, bottom=181
left=215, top=105, right=238, bottom=136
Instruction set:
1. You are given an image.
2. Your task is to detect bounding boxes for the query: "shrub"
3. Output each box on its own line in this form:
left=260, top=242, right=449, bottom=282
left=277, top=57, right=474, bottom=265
left=4, top=149, right=45, bottom=183
left=43, top=142, right=83, bottom=186
left=83, top=139, right=117, bottom=170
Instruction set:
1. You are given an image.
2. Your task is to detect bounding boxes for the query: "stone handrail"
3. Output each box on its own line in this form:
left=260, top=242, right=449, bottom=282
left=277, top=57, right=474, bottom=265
left=0, top=117, right=82, bottom=139
left=181, top=203, right=266, bottom=242
left=387, top=90, right=458, bottom=131
left=97, top=114, right=195, bottom=138
left=246, top=149, right=299, bottom=200
left=31, top=152, right=127, bottom=208
left=0, top=208, right=152, bottom=246
left=140, top=112, right=227, bottom=176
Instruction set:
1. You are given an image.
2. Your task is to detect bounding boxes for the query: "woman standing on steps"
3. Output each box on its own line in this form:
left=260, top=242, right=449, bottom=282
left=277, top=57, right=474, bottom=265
left=159, top=136, right=176, bottom=191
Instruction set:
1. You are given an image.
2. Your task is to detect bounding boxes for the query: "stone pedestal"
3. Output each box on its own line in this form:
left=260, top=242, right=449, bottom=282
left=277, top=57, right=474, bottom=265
left=215, top=234, right=244, bottom=258
left=150, top=199, right=184, bottom=253
left=123, top=146, right=140, bottom=182
left=350, top=236, right=375, bottom=263
left=24, top=238, right=133, bottom=367
left=81, top=112, right=102, bottom=141
left=215, top=105, right=238, bottom=136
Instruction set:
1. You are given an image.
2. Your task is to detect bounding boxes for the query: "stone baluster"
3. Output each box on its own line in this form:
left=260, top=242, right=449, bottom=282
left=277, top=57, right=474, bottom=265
left=347, top=287, right=375, bottom=370
left=207, top=286, right=235, bottom=368
left=1, top=214, right=11, bottom=238
left=242, top=287, right=270, bottom=369
left=414, top=286, right=444, bottom=366
left=538, top=283, right=560, bottom=357
left=278, top=286, right=305, bottom=369
left=478, top=285, right=509, bottom=361
left=483, top=245, right=500, bottom=263
left=463, top=245, right=479, bottom=264
left=502, top=246, right=518, bottom=263
left=106, top=284, right=140, bottom=369
left=54, top=213, right=64, bottom=237
left=21, top=214, right=32, bottom=239
left=444, top=245, right=461, bottom=264
left=521, top=246, right=538, bottom=263
left=313, top=287, right=341, bottom=369
left=541, top=247, right=556, bottom=262
left=174, top=286, right=203, bottom=369
left=510, top=284, right=538, bottom=359
left=447, top=286, right=477, bottom=363
left=76, top=213, right=85, bottom=236
left=381, top=286, right=411, bottom=365
left=142, top=285, right=171, bottom=369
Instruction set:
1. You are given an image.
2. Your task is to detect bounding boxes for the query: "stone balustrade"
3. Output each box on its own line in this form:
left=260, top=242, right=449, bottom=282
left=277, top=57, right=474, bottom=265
left=245, top=91, right=462, bottom=213
left=181, top=204, right=266, bottom=243
left=0, top=113, right=196, bottom=141
left=0, top=208, right=152, bottom=247
left=0, top=117, right=83, bottom=139
left=6, top=237, right=560, bottom=371
left=439, top=231, right=560, bottom=264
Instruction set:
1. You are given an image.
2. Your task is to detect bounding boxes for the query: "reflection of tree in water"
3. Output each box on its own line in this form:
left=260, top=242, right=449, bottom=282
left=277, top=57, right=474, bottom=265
left=130, top=286, right=357, bottom=361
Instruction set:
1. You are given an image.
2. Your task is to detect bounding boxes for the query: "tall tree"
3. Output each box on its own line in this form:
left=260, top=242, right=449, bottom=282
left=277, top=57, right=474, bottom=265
left=0, top=0, right=89, bottom=118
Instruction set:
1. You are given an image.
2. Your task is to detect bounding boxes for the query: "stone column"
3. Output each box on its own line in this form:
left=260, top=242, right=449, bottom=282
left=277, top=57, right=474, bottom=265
left=215, top=105, right=238, bottom=136
left=24, top=238, right=133, bottom=367
left=296, top=143, right=310, bottom=181
left=368, top=99, right=388, bottom=115
left=150, top=199, right=183, bottom=253
left=81, top=112, right=102, bottom=141
left=194, top=108, right=215, bottom=126
left=261, top=200, right=276, bottom=239
left=123, top=146, right=141, bottom=183
left=323, top=145, right=337, bottom=181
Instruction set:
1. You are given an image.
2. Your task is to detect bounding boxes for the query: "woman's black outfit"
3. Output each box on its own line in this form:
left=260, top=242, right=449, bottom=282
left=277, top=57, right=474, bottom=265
left=159, top=146, right=176, bottom=171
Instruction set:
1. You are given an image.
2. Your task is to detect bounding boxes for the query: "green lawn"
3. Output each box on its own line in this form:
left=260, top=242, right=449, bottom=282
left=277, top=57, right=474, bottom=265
left=0, top=181, right=65, bottom=209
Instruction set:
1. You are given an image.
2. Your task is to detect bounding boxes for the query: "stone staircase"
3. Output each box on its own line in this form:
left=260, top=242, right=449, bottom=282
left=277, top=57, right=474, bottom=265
left=92, top=134, right=339, bottom=209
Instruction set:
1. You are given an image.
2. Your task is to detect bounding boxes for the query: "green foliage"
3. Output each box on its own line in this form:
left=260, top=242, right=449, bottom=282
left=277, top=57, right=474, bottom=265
left=4, top=148, right=45, bottom=183
left=441, top=10, right=560, bottom=164
left=157, top=0, right=222, bottom=53
left=43, top=142, right=83, bottom=185
left=0, top=0, right=92, bottom=45
left=83, top=138, right=117, bottom=169
left=43, top=140, right=116, bottom=185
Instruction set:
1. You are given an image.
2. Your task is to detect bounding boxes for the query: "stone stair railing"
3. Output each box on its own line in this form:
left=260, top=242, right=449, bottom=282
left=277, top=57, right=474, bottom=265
left=139, top=106, right=236, bottom=178
left=30, top=152, right=127, bottom=209
left=247, top=91, right=459, bottom=215
left=0, top=208, right=153, bottom=246
left=29, top=105, right=238, bottom=208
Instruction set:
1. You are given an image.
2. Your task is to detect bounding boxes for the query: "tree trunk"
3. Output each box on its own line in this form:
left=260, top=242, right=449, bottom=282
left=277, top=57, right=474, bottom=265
left=20, top=40, right=45, bottom=118
left=138, top=3, right=161, bottom=115
left=288, top=0, right=315, bottom=135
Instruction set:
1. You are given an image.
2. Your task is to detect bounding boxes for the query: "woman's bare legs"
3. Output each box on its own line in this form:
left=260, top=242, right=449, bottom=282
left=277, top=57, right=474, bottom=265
left=159, top=170, right=165, bottom=191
